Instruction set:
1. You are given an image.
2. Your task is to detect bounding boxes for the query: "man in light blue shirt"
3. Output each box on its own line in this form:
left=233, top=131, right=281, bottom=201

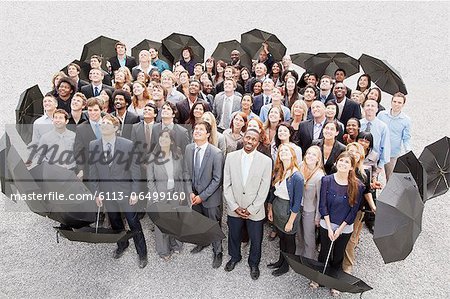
left=360, top=98, right=391, bottom=177
left=377, top=92, right=411, bottom=180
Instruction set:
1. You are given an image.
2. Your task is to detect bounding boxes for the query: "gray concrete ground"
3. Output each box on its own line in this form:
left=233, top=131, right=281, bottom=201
left=1, top=2, right=449, bottom=298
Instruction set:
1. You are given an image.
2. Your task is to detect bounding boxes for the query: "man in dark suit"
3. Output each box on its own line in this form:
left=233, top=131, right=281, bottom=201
left=107, top=41, right=137, bottom=74
left=175, top=80, right=210, bottom=124
left=88, top=55, right=112, bottom=86
left=318, top=75, right=336, bottom=104
left=74, top=98, right=103, bottom=191
left=296, top=101, right=326, bottom=155
left=90, top=114, right=148, bottom=269
left=67, top=63, right=89, bottom=92
left=334, top=68, right=352, bottom=98
left=151, top=101, right=190, bottom=154
left=215, top=66, right=245, bottom=95
left=80, top=68, right=114, bottom=99
left=334, top=82, right=362, bottom=127
left=184, top=121, right=224, bottom=268
left=111, top=90, right=140, bottom=140
left=252, top=78, right=274, bottom=116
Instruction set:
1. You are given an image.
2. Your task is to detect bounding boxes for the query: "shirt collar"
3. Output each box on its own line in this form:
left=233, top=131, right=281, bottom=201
left=195, top=142, right=208, bottom=151
left=242, top=149, right=256, bottom=158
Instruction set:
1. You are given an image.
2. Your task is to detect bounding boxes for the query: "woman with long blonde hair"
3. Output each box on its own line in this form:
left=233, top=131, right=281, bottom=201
left=267, top=144, right=304, bottom=276
left=201, top=111, right=226, bottom=154
left=297, top=145, right=325, bottom=260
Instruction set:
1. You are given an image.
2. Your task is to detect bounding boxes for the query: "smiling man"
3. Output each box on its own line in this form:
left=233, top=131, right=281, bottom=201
left=333, top=82, right=362, bottom=127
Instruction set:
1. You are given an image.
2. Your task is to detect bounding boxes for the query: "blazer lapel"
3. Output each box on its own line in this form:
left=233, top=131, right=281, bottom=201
left=198, top=144, right=211, bottom=180
left=243, top=152, right=259, bottom=189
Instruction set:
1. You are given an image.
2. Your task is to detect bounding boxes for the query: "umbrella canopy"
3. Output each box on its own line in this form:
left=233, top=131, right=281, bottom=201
left=55, top=227, right=134, bottom=244
left=148, top=202, right=225, bottom=246
left=283, top=252, right=372, bottom=294
left=418, top=136, right=450, bottom=199
left=60, top=59, right=89, bottom=81
left=240, top=29, right=287, bottom=61
left=291, top=52, right=314, bottom=69
left=394, top=151, right=427, bottom=202
left=131, top=39, right=173, bottom=68
left=29, top=162, right=97, bottom=228
left=80, top=35, right=119, bottom=69
left=0, top=133, right=14, bottom=198
left=211, top=40, right=252, bottom=69
left=15, top=85, right=44, bottom=145
left=359, top=54, right=407, bottom=95
left=374, top=173, right=424, bottom=264
left=161, top=33, right=205, bottom=63
left=304, top=52, right=360, bottom=78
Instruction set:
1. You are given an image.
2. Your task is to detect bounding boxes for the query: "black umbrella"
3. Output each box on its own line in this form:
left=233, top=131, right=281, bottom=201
left=0, top=133, right=14, bottom=198
left=29, top=162, right=97, bottom=228
left=393, top=151, right=427, bottom=202
left=283, top=252, right=372, bottom=294
left=61, top=59, right=89, bottom=81
left=161, top=33, right=205, bottom=63
left=418, top=136, right=450, bottom=199
left=55, top=227, right=134, bottom=244
left=304, top=52, right=360, bottom=78
left=80, top=35, right=119, bottom=69
left=373, top=173, right=424, bottom=264
left=15, top=85, right=44, bottom=145
left=211, top=40, right=252, bottom=69
left=359, top=54, right=407, bottom=95
left=131, top=39, right=173, bottom=68
left=147, top=202, right=225, bottom=246
left=240, top=29, right=287, bottom=62
left=291, top=52, right=315, bottom=69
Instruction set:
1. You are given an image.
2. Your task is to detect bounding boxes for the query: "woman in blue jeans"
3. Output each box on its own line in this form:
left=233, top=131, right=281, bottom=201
left=311, top=151, right=364, bottom=296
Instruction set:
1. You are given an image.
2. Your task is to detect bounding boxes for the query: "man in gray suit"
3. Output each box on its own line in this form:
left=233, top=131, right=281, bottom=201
left=212, top=78, right=241, bottom=133
left=184, top=121, right=224, bottom=268
left=223, top=129, right=272, bottom=280
left=90, top=114, right=148, bottom=269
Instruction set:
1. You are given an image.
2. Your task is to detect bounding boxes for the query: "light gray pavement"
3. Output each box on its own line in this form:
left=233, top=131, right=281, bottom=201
left=0, top=2, right=449, bottom=298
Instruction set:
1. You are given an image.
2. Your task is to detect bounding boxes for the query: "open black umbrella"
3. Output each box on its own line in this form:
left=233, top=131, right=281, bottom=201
left=291, top=52, right=315, bottom=69
left=61, top=59, right=89, bottom=81
left=394, top=151, right=427, bottom=202
left=359, top=54, right=407, bottom=95
left=161, top=33, right=205, bottom=63
left=304, top=52, right=360, bottom=78
left=80, top=35, right=119, bottom=69
left=55, top=227, right=134, bottom=243
left=29, top=162, right=97, bottom=228
left=373, top=173, right=424, bottom=264
left=148, top=202, right=225, bottom=246
left=131, top=39, right=173, bottom=68
left=283, top=252, right=372, bottom=294
left=240, top=29, right=287, bottom=62
left=0, top=133, right=14, bottom=198
left=15, top=85, right=44, bottom=145
left=211, top=40, right=252, bottom=69
left=418, top=136, right=450, bottom=199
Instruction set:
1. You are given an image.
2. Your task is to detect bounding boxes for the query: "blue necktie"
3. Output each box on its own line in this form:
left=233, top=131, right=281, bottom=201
left=94, top=86, right=99, bottom=97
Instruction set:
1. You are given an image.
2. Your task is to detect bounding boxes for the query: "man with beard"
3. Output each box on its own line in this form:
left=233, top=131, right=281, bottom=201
left=149, top=47, right=170, bottom=73
left=333, top=82, right=362, bottom=127
left=111, top=90, right=140, bottom=140
left=176, top=80, right=210, bottom=124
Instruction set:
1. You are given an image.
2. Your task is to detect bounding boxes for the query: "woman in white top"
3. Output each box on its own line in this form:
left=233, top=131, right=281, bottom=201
left=128, top=81, right=151, bottom=116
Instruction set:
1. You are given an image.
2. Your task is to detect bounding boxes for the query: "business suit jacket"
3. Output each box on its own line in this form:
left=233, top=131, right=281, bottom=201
left=212, top=93, right=241, bottom=129
left=175, top=98, right=210, bottom=124
left=311, top=138, right=346, bottom=175
left=108, top=55, right=137, bottom=73
left=147, top=152, right=186, bottom=195
left=296, top=119, right=324, bottom=155
left=337, top=98, right=362, bottom=127
left=150, top=123, right=190, bottom=154
left=111, top=110, right=141, bottom=140
left=184, top=143, right=223, bottom=208
left=77, top=79, right=89, bottom=92
left=223, top=149, right=272, bottom=221
left=252, top=94, right=270, bottom=116
left=130, top=121, right=154, bottom=191
left=89, top=137, right=140, bottom=196
left=80, top=83, right=114, bottom=99
left=74, top=120, right=97, bottom=189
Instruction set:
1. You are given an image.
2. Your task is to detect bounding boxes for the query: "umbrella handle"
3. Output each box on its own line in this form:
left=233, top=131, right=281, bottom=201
left=323, top=240, right=334, bottom=274
left=56, top=230, right=60, bottom=244
left=95, top=206, right=101, bottom=234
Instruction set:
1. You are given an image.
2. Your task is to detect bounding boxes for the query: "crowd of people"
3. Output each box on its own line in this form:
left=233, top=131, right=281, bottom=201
left=27, top=40, right=412, bottom=296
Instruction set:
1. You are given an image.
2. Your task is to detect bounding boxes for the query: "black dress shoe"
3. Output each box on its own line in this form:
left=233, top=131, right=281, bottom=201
left=139, top=255, right=148, bottom=269
left=113, top=247, right=128, bottom=259
left=250, top=266, right=260, bottom=280
left=190, top=245, right=206, bottom=254
left=272, top=266, right=289, bottom=277
left=267, top=261, right=282, bottom=269
left=212, top=252, right=223, bottom=269
left=224, top=259, right=240, bottom=272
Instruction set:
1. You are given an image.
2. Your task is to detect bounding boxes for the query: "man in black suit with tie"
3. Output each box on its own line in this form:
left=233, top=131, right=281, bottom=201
left=110, top=90, right=140, bottom=140
left=80, top=68, right=114, bottom=99
left=296, top=101, right=326, bottom=155
left=334, top=82, right=362, bottom=127
left=67, top=63, right=88, bottom=92
left=252, top=78, right=274, bottom=116
left=175, top=80, right=210, bottom=124
left=88, top=55, right=112, bottom=86
left=107, top=41, right=137, bottom=75
left=74, top=98, right=103, bottom=190
left=90, top=114, right=148, bottom=268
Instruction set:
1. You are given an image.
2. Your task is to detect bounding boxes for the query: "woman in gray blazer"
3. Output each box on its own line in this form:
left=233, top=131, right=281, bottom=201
left=147, top=129, right=185, bottom=260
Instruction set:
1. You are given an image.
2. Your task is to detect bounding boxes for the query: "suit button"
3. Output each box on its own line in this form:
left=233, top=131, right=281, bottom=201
left=243, top=192, right=245, bottom=195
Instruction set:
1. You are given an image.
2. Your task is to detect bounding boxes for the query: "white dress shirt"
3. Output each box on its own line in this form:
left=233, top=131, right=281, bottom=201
left=241, top=149, right=256, bottom=186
